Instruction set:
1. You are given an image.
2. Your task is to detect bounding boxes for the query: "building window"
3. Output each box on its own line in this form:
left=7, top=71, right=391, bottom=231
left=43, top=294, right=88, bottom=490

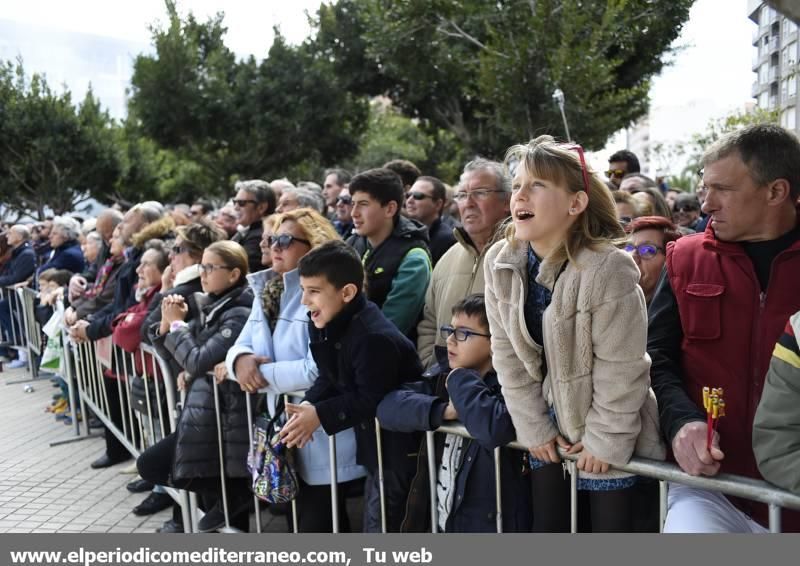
left=759, top=92, right=769, bottom=108
left=790, top=77, right=798, bottom=97
left=787, top=108, right=797, bottom=130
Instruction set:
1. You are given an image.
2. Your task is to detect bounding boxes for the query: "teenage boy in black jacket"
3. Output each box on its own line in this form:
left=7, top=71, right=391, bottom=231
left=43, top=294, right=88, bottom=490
left=280, top=240, right=423, bottom=532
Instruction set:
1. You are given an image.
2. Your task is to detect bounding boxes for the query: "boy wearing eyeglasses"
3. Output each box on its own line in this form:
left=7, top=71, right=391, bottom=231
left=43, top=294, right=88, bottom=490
left=377, top=294, right=532, bottom=532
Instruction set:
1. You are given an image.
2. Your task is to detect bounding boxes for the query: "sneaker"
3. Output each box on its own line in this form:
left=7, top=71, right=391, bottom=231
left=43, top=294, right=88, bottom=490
left=132, top=492, right=173, bottom=516
left=156, top=518, right=184, bottom=533
left=46, top=398, right=68, bottom=413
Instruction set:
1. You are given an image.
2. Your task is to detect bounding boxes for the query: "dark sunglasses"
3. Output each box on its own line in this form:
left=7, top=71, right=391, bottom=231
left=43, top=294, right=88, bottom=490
left=439, top=325, right=490, bottom=342
left=407, top=192, right=434, bottom=201
left=605, top=168, right=626, bottom=179
left=336, top=195, right=353, bottom=205
left=268, top=234, right=312, bottom=250
left=232, top=199, right=257, bottom=207
left=624, top=243, right=664, bottom=259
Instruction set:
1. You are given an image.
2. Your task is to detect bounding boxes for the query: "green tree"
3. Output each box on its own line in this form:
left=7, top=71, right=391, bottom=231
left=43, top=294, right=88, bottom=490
left=310, top=0, right=694, bottom=156
left=0, top=60, right=121, bottom=219
left=128, top=1, right=369, bottom=198
left=655, top=107, right=781, bottom=191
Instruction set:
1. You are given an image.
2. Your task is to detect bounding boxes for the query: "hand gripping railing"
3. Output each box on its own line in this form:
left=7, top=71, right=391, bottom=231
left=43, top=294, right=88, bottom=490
left=428, top=422, right=800, bottom=534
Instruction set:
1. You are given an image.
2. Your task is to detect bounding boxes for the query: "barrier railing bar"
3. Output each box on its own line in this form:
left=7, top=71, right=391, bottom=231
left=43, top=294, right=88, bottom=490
left=435, top=422, right=800, bottom=532
left=568, top=460, right=578, bottom=534
left=659, top=480, right=668, bottom=533
left=374, top=418, right=387, bottom=533
left=493, top=447, right=502, bottom=533
left=244, top=393, right=262, bottom=534
left=329, top=433, right=339, bottom=534
left=212, top=376, right=237, bottom=533
left=425, top=430, right=437, bottom=533
left=769, top=504, right=781, bottom=533
left=139, top=352, right=158, bottom=447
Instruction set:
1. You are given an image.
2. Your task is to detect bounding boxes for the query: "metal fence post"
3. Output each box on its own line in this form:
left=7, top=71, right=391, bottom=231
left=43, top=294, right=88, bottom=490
left=568, top=460, right=578, bottom=534
left=329, top=433, right=340, bottom=534
left=425, top=430, right=438, bottom=533
left=493, top=446, right=503, bottom=533
left=375, top=418, right=387, bottom=533
left=212, top=376, right=232, bottom=532
left=769, top=503, right=782, bottom=533
left=244, top=392, right=262, bottom=534
left=659, top=481, right=668, bottom=533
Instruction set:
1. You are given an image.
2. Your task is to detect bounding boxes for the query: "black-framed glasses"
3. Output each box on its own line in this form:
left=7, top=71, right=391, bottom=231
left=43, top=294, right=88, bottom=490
left=439, top=325, right=490, bottom=342
left=268, top=234, right=312, bottom=250
left=407, top=192, right=434, bottom=201
left=199, top=263, right=233, bottom=274
left=232, top=199, right=257, bottom=207
left=453, top=189, right=506, bottom=202
left=336, top=195, right=352, bottom=205
left=623, top=243, right=664, bottom=259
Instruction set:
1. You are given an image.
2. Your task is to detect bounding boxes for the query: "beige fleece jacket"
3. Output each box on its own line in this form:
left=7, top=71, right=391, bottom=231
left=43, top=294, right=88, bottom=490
left=416, top=227, right=487, bottom=368
left=484, top=238, right=665, bottom=475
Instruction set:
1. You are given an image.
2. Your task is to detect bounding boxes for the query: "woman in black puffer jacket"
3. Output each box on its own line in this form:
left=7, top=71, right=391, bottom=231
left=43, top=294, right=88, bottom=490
left=137, top=240, right=254, bottom=532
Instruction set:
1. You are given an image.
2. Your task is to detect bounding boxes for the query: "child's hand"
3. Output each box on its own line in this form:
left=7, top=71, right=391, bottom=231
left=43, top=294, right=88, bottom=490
left=529, top=434, right=572, bottom=464
left=280, top=402, right=320, bottom=449
left=569, top=442, right=610, bottom=474
left=442, top=401, right=458, bottom=421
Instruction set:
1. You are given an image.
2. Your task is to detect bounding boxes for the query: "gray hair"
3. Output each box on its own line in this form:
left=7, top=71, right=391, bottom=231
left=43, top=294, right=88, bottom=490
left=283, top=187, right=326, bottom=214
left=10, top=225, right=31, bottom=241
left=51, top=216, right=81, bottom=241
left=235, top=179, right=277, bottom=214
left=269, top=178, right=296, bottom=192
left=85, top=231, right=103, bottom=246
left=131, top=202, right=164, bottom=224
left=297, top=181, right=323, bottom=195
left=460, top=157, right=511, bottom=193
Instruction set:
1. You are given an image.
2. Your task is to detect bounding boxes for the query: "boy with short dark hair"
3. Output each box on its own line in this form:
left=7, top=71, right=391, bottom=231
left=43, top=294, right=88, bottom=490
left=377, top=294, right=533, bottom=532
left=280, top=240, right=423, bottom=532
left=346, top=168, right=431, bottom=336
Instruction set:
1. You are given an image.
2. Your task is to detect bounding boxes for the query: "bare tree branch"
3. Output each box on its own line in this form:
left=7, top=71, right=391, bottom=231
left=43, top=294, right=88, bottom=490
left=436, top=16, right=510, bottom=59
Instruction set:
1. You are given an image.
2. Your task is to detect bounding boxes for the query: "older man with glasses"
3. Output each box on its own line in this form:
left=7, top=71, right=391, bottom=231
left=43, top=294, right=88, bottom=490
left=416, top=158, right=511, bottom=368
left=232, top=180, right=277, bottom=273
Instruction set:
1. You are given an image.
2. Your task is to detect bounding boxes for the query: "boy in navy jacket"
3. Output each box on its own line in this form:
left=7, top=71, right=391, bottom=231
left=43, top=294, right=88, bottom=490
left=377, top=294, right=532, bottom=532
left=280, top=240, right=422, bottom=532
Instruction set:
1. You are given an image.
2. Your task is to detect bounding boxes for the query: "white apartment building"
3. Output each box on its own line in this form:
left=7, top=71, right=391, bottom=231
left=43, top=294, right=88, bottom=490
left=749, top=1, right=799, bottom=134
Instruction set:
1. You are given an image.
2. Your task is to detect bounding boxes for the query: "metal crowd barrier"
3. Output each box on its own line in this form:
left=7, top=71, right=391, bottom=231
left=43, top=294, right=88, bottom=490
left=201, top=378, right=800, bottom=535
left=1, top=285, right=43, bottom=380
left=67, top=336, right=192, bottom=530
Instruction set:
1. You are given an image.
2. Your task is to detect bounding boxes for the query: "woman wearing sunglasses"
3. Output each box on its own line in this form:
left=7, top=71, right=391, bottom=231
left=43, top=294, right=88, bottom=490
left=224, top=208, right=366, bottom=532
left=483, top=136, right=665, bottom=532
left=138, top=240, right=254, bottom=533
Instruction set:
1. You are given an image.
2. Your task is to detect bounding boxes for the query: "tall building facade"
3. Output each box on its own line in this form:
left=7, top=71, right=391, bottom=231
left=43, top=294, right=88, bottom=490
left=749, top=1, right=799, bottom=134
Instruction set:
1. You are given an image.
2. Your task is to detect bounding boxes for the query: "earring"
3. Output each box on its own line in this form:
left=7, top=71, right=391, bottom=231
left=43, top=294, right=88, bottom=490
left=569, top=208, right=576, bottom=214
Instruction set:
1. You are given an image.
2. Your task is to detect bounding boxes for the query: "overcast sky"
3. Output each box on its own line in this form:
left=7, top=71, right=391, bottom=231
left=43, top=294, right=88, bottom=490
left=0, top=0, right=757, bottom=174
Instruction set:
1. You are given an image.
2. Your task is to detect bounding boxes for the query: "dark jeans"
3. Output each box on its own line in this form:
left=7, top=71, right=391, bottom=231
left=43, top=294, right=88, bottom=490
left=290, top=478, right=362, bottom=533
left=138, top=432, right=250, bottom=531
left=362, top=456, right=416, bottom=533
left=0, top=297, right=23, bottom=354
left=102, top=376, right=137, bottom=462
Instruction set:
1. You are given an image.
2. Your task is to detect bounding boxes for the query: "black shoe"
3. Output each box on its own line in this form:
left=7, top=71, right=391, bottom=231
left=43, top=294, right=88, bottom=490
left=90, top=454, right=129, bottom=469
left=132, top=492, right=173, bottom=516
left=156, top=518, right=184, bottom=533
left=126, top=478, right=154, bottom=494
left=88, top=416, right=103, bottom=429
left=197, top=504, right=226, bottom=533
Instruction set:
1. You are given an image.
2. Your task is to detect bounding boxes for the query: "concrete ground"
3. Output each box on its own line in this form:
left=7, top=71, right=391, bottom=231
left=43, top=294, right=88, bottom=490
left=0, top=363, right=356, bottom=533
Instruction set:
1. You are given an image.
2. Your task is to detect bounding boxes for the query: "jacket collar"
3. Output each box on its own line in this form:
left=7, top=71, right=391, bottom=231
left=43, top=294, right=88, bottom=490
left=492, top=238, right=570, bottom=292
left=174, top=263, right=201, bottom=286
left=194, top=281, right=248, bottom=325
left=11, top=241, right=31, bottom=258
left=246, top=267, right=299, bottom=295
left=312, top=292, right=368, bottom=342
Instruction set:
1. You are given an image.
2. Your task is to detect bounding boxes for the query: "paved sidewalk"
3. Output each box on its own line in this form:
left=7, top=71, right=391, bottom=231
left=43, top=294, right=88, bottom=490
left=0, top=366, right=171, bottom=533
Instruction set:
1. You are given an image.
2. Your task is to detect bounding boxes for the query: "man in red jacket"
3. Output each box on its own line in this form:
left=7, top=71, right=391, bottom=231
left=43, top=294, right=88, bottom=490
left=648, top=123, right=800, bottom=532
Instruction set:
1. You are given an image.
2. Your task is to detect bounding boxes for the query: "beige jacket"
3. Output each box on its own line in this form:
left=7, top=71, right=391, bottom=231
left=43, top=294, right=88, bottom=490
left=416, top=227, right=488, bottom=368
left=484, top=239, right=665, bottom=475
